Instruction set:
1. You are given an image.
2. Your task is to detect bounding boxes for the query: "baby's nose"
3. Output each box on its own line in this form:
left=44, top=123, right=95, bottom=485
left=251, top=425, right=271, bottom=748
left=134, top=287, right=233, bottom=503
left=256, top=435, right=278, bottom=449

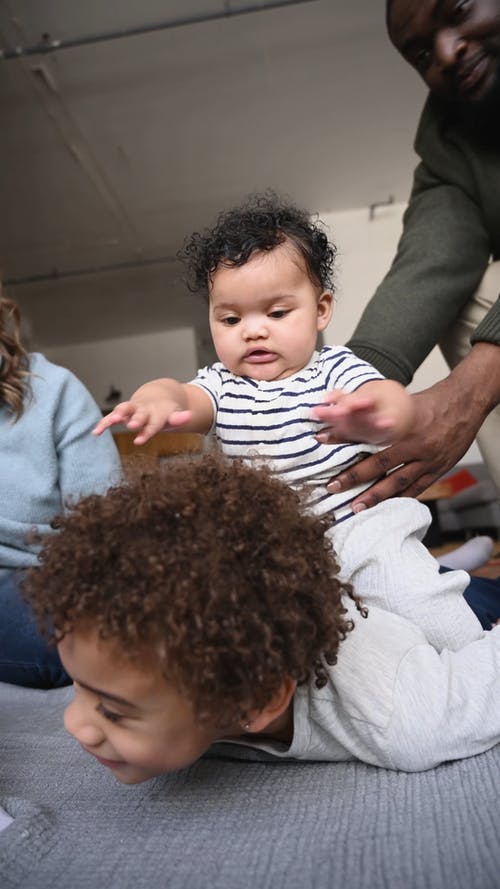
left=243, top=318, right=268, bottom=339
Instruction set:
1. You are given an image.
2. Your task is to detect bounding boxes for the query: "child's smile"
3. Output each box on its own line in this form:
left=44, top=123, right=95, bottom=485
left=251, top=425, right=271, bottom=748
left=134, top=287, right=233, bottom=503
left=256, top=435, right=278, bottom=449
left=58, top=628, right=228, bottom=784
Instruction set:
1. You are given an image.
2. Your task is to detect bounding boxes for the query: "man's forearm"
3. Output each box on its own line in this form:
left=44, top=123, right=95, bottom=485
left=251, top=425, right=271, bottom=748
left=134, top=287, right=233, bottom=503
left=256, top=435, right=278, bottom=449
left=446, top=343, right=500, bottom=420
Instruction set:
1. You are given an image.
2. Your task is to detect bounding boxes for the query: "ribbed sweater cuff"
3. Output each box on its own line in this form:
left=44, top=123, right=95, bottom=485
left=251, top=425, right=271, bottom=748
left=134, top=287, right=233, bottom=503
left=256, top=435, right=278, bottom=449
left=345, top=341, right=411, bottom=385
left=471, top=296, right=500, bottom=346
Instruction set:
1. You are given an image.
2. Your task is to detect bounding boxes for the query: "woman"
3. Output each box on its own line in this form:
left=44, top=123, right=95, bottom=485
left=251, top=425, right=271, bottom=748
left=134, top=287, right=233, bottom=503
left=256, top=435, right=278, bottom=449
left=0, top=293, right=121, bottom=687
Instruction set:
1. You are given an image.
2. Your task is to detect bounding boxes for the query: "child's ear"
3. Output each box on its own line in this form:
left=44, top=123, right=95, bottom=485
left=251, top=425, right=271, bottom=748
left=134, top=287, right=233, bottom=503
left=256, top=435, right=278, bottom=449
left=243, top=676, right=296, bottom=734
left=317, top=291, right=333, bottom=331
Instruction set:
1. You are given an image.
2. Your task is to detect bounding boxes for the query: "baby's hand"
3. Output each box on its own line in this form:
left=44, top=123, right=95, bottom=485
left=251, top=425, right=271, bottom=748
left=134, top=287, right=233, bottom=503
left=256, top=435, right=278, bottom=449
left=93, top=400, right=192, bottom=445
left=311, top=389, right=396, bottom=445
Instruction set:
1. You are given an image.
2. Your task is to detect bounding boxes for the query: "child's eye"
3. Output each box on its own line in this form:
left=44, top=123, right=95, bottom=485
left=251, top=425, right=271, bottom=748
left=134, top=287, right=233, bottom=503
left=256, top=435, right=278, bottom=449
left=222, top=316, right=240, bottom=326
left=96, top=702, right=124, bottom=724
left=269, top=310, right=288, bottom=319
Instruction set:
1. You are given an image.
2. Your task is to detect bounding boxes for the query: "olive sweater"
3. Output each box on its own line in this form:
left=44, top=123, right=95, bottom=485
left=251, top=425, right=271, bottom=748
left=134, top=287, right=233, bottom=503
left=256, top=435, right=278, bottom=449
left=347, top=94, right=500, bottom=383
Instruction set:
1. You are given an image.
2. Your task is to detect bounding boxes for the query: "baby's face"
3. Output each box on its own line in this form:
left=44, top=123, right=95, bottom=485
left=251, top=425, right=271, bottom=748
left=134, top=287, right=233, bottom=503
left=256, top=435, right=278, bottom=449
left=208, top=241, right=332, bottom=381
left=58, top=628, right=226, bottom=784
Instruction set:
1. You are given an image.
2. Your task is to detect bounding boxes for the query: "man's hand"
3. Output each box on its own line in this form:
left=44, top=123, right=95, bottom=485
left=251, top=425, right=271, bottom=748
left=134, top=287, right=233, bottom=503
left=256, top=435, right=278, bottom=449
left=324, top=385, right=472, bottom=510
left=321, top=344, right=500, bottom=510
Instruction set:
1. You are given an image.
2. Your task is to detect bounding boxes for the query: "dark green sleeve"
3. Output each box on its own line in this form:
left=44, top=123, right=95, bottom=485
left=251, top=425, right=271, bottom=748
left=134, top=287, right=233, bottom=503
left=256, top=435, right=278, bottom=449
left=471, top=296, right=500, bottom=346
left=347, top=100, right=495, bottom=384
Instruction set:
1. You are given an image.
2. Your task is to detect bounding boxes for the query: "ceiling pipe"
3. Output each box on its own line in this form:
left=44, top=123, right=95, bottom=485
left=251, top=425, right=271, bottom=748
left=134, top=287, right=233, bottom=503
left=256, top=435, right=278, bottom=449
left=0, top=0, right=318, bottom=61
left=3, top=255, right=177, bottom=289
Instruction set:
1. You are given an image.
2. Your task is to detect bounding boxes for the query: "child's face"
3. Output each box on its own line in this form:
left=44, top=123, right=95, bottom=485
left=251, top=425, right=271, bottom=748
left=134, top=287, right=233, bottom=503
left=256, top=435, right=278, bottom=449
left=208, top=241, right=332, bottom=381
left=58, top=627, right=229, bottom=785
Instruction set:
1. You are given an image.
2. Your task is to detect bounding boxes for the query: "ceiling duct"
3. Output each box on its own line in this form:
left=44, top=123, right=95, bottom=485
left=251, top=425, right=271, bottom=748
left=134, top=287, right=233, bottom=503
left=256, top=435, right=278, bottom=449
left=0, top=0, right=318, bottom=61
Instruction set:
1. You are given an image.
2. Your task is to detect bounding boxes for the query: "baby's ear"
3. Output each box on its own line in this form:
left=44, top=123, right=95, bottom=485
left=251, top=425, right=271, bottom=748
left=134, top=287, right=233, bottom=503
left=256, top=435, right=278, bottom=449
left=243, top=676, right=296, bottom=734
left=317, top=291, right=333, bottom=331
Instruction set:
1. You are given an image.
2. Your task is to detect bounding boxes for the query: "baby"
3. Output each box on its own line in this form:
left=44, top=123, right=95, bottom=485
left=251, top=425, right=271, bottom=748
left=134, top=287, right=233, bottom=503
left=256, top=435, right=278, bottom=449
left=26, top=453, right=500, bottom=783
left=94, top=193, right=494, bottom=648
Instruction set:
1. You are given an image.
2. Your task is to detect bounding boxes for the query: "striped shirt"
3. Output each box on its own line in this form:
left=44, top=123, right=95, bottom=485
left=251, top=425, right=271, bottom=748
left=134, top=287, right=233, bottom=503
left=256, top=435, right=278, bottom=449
left=191, top=346, right=384, bottom=524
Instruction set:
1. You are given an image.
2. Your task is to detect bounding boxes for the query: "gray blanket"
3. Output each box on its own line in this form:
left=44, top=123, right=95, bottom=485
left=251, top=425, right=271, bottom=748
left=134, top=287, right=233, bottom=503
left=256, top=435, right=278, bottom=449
left=1, top=682, right=499, bottom=889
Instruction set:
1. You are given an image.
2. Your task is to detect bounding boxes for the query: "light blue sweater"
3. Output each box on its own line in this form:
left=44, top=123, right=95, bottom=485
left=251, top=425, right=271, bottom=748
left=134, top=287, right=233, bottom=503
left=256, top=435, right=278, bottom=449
left=0, top=353, right=121, bottom=571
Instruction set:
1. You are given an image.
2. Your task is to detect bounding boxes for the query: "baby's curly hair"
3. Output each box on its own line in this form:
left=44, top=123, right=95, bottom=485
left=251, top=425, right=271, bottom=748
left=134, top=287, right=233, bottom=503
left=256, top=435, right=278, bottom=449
left=26, top=453, right=363, bottom=727
left=178, top=191, right=336, bottom=296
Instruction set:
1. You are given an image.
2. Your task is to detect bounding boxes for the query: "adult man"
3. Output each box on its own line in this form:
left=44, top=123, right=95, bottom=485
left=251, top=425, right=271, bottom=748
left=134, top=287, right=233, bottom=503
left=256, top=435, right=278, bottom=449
left=320, top=0, right=500, bottom=506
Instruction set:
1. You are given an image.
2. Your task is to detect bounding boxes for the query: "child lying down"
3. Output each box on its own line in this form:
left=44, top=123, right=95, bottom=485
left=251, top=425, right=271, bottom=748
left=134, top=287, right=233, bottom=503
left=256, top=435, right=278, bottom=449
left=26, top=453, right=500, bottom=784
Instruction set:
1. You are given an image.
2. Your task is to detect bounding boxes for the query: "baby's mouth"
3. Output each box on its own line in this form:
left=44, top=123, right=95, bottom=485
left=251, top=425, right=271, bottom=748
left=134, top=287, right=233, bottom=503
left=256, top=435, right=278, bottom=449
left=244, top=350, right=277, bottom=363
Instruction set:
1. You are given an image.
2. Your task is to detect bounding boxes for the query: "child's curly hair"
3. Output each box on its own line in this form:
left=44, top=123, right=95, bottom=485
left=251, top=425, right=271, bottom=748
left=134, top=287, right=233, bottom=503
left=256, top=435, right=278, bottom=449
left=178, top=191, right=336, bottom=296
left=26, top=453, right=364, bottom=727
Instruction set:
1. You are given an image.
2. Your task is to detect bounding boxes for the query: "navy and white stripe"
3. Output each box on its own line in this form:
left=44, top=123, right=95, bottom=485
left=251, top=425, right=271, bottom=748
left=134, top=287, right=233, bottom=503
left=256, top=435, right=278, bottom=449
left=191, top=346, right=384, bottom=524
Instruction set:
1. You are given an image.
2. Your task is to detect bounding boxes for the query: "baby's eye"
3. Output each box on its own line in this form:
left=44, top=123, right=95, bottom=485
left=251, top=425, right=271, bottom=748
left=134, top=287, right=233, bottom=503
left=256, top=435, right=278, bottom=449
left=269, top=309, right=289, bottom=319
left=222, top=316, right=240, bottom=326
left=96, top=702, right=123, bottom=724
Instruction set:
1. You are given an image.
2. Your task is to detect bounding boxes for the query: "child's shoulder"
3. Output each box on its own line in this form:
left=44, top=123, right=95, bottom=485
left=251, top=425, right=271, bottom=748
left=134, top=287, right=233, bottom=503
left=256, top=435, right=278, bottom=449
left=318, top=344, right=354, bottom=360
left=316, top=345, right=358, bottom=369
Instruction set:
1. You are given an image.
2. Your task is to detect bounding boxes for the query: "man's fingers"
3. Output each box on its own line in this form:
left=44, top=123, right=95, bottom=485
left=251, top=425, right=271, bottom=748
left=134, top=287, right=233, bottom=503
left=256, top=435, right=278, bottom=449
left=353, top=467, right=445, bottom=510
left=327, top=448, right=401, bottom=492
left=350, top=467, right=422, bottom=511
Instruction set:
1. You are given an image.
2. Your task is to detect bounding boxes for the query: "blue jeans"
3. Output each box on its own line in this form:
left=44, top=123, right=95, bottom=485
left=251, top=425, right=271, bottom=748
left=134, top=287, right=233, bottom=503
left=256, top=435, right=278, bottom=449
left=440, top=566, right=500, bottom=630
left=0, top=570, right=70, bottom=688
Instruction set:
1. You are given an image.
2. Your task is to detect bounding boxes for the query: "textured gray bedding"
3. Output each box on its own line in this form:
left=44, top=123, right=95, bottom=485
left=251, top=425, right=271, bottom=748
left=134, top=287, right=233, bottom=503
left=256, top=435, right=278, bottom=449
left=1, top=682, right=499, bottom=889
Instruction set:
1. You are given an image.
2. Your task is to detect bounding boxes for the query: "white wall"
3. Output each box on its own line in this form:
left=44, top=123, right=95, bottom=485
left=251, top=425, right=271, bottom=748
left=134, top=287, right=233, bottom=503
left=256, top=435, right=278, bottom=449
left=321, top=203, right=481, bottom=463
left=321, top=202, right=450, bottom=392
left=45, top=326, right=197, bottom=410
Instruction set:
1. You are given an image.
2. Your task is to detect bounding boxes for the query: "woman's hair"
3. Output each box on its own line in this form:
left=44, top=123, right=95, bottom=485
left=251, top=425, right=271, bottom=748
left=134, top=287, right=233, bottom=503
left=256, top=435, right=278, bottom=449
left=26, top=452, right=365, bottom=727
left=178, top=191, right=336, bottom=296
left=0, top=294, right=31, bottom=420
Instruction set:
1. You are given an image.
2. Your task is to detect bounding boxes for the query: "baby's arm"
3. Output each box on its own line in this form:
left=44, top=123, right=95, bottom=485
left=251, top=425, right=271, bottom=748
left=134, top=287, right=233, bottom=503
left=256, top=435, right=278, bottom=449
left=93, top=379, right=214, bottom=445
left=311, top=379, right=414, bottom=445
